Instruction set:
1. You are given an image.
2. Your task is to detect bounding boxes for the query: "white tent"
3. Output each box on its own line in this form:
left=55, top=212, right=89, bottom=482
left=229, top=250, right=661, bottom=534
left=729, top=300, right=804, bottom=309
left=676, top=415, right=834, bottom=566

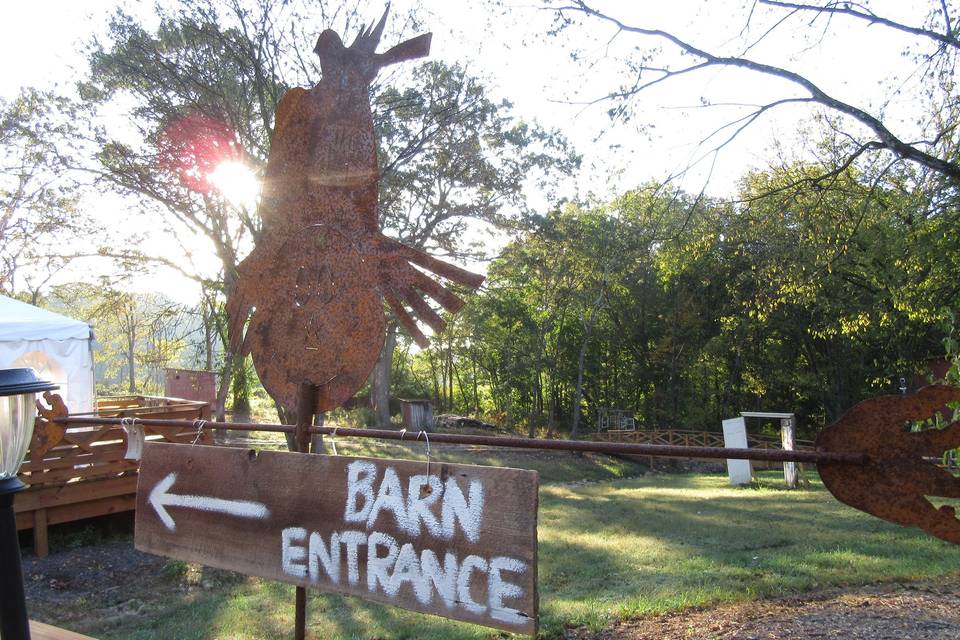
left=0, top=295, right=95, bottom=413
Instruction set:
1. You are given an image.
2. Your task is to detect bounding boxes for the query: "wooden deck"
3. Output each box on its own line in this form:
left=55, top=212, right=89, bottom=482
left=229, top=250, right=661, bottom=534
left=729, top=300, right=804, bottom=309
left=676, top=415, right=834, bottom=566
left=16, top=395, right=210, bottom=557
left=30, top=621, right=96, bottom=640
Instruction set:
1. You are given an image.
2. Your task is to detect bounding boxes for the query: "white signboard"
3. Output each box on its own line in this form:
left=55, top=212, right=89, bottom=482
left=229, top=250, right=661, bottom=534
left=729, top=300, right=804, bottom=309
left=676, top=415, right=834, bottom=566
left=722, top=417, right=753, bottom=485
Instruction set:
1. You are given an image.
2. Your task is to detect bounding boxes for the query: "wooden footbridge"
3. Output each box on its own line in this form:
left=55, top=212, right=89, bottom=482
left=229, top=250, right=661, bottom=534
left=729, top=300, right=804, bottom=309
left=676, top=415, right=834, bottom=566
left=592, top=428, right=815, bottom=467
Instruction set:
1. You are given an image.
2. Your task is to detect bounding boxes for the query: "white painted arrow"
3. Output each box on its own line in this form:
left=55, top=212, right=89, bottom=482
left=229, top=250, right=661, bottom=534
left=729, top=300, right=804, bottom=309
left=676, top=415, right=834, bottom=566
left=149, top=472, right=271, bottom=532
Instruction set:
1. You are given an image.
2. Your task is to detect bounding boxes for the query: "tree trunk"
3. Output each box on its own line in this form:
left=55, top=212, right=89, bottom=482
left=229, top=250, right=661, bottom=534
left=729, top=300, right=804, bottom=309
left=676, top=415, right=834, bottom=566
left=203, top=303, right=214, bottom=371
left=527, top=366, right=542, bottom=438
left=471, top=350, right=480, bottom=415
left=427, top=349, right=441, bottom=406
left=214, top=351, right=233, bottom=423
left=570, top=333, right=590, bottom=439
left=231, top=357, right=252, bottom=422
left=370, top=326, right=397, bottom=428
left=126, top=314, right=136, bottom=394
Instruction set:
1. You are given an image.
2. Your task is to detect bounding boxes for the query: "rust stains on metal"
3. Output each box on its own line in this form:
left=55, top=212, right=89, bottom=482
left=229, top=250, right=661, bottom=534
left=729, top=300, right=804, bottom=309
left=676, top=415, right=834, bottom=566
left=817, top=384, right=960, bottom=544
left=226, top=7, right=483, bottom=413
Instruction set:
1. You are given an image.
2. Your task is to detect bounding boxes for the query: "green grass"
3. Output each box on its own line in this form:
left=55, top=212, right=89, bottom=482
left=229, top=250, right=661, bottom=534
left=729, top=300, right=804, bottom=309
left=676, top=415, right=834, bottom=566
left=98, top=470, right=960, bottom=640
left=238, top=435, right=645, bottom=485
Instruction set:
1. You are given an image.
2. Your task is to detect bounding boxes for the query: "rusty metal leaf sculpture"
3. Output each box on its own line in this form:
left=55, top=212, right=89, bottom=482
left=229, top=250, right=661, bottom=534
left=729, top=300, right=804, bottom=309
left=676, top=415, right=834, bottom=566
left=227, top=7, right=483, bottom=412
left=817, top=384, right=960, bottom=544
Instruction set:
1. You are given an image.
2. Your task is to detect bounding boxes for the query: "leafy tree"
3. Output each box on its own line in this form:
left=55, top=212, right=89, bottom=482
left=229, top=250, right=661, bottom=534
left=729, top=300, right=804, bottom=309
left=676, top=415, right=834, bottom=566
left=84, top=0, right=577, bottom=423
left=723, top=162, right=952, bottom=419
left=49, top=283, right=196, bottom=395
left=0, top=89, right=91, bottom=300
left=368, top=62, right=579, bottom=425
left=400, top=155, right=958, bottom=436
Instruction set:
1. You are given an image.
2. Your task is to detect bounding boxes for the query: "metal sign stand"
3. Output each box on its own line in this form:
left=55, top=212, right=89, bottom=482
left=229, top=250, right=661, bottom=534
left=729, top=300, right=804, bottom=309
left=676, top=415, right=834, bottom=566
left=290, top=382, right=318, bottom=640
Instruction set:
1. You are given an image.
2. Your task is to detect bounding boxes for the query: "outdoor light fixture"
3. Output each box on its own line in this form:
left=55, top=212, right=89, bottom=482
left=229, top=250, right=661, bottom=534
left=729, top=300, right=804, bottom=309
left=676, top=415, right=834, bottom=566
left=0, top=368, right=57, bottom=640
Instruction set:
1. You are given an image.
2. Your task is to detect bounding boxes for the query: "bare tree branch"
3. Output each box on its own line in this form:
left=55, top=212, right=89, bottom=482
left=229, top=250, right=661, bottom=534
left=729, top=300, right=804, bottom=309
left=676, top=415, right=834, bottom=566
left=760, top=1, right=960, bottom=49
left=554, top=0, right=960, bottom=182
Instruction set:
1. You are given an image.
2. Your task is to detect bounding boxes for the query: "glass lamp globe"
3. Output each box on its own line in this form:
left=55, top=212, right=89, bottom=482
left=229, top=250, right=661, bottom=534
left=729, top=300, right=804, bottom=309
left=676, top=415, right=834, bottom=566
left=0, top=368, right=58, bottom=486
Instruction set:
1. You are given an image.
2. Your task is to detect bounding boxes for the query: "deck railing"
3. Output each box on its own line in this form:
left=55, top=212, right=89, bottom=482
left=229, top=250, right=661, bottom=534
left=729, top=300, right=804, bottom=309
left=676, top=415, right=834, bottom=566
left=592, top=428, right=815, bottom=467
left=15, top=395, right=210, bottom=556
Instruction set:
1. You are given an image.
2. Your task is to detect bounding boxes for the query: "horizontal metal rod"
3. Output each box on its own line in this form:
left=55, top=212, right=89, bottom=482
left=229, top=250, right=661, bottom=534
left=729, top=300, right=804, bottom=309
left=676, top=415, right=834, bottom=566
left=52, top=416, right=867, bottom=465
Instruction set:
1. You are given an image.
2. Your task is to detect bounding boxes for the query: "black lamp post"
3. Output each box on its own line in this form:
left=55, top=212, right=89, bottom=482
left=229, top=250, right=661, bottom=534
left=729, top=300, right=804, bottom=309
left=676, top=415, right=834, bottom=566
left=0, top=368, right=57, bottom=640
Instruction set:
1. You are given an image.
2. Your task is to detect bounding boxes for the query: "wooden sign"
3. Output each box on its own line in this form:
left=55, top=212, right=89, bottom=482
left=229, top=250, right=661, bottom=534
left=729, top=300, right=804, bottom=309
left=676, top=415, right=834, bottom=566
left=135, top=443, right=539, bottom=634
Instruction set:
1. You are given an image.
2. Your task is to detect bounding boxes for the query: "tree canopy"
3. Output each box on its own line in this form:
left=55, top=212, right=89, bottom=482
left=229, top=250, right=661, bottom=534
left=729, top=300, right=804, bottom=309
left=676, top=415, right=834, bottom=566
left=3, top=1, right=958, bottom=437
left=395, top=157, right=957, bottom=435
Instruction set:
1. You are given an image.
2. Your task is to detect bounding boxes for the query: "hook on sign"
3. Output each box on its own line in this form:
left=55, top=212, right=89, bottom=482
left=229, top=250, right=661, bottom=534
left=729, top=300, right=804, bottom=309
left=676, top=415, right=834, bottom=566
left=192, top=419, right=208, bottom=446
left=121, top=417, right=145, bottom=460
left=416, top=430, right=434, bottom=496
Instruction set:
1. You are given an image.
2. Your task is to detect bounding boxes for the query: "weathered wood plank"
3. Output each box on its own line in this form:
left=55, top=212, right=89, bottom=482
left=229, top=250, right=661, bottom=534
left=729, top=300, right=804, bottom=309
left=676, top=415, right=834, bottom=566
left=29, top=621, right=96, bottom=640
left=16, top=476, right=139, bottom=511
left=45, top=494, right=137, bottom=526
left=18, top=494, right=137, bottom=534
left=34, top=508, right=49, bottom=557
left=27, top=462, right=135, bottom=486
left=136, top=443, right=539, bottom=635
left=21, top=445, right=129, bottom=473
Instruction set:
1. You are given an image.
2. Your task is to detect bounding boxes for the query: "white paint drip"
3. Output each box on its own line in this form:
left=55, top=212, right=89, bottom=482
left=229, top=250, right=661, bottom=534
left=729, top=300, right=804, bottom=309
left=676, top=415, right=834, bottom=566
left=148, top=472, right=270, bottom=532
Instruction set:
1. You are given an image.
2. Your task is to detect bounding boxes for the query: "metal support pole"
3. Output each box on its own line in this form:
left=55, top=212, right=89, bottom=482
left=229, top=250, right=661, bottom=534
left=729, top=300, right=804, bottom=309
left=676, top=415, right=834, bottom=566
left=294, top=587, right=307, bottom=640
left=0, top=478, right=30, bottom=640
left=291, top=383, right=317, bottom=640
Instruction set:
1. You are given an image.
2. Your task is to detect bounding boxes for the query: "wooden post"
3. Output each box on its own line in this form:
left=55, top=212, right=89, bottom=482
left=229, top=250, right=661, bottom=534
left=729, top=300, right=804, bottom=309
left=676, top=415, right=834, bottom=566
left=34, top=508, right=49, bottom=557
left=294, top=586, right=307, bottom=640
left=292, top=382, right=317, bottom=640
left=294, top=383, right=316, bottom=455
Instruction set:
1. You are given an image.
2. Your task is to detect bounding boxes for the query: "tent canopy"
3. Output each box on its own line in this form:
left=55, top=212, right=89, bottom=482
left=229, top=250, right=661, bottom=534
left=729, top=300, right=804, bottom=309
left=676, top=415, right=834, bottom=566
left=0, top=295, right=95, bottom=413
left=0, top=295, right=91, bottom=341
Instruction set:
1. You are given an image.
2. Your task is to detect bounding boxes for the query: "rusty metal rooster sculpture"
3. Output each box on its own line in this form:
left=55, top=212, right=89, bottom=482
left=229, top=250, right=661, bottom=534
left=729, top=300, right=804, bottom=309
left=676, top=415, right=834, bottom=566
left=227, top=7, right=483, bottom=412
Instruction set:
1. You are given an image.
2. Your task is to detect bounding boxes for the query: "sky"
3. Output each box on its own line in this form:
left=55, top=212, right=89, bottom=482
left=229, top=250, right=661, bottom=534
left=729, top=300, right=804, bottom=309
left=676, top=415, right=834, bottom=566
left=0, top=0, right=941, bottom=303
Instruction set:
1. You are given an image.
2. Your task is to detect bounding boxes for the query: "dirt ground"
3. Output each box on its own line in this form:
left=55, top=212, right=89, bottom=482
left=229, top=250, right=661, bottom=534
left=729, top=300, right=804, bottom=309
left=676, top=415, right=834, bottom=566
left=20, top=527, right=960, bottom=639
left=567, top=579, right=960, bottom=640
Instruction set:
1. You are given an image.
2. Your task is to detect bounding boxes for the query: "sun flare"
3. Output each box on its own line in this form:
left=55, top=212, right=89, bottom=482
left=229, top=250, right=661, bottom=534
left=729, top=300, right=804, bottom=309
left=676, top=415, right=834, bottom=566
left=209, top=160, right=260, bottom=209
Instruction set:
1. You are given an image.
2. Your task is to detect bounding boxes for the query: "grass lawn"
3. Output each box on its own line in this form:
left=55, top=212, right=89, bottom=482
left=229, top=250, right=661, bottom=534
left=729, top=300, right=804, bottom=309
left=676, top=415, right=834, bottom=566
left=99, top=465, right=960, bottom=640
left=232, top=434, right=645, bottom=485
